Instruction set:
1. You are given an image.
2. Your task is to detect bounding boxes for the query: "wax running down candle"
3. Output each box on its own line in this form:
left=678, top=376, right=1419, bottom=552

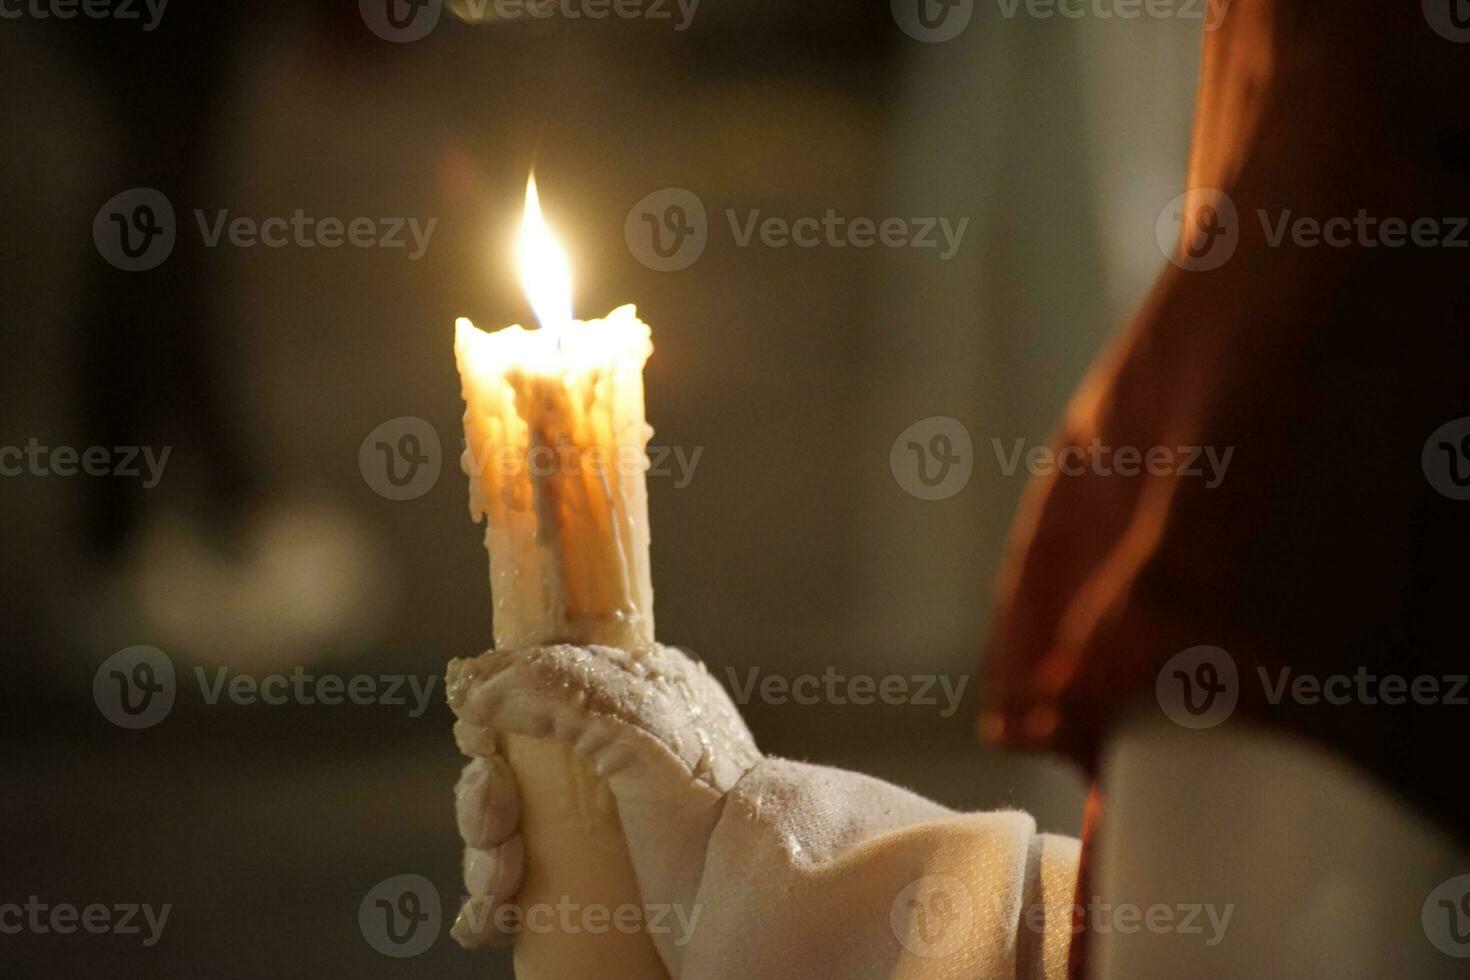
left=454, top=305, right=656, bottom=653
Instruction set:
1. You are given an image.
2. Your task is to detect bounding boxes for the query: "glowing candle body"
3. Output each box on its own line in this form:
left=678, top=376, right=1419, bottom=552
left=455, top=306, right=655, bottom=653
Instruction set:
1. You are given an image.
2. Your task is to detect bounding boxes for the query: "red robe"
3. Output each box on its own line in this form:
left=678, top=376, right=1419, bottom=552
left=981, top=3, right=1470, bottom=973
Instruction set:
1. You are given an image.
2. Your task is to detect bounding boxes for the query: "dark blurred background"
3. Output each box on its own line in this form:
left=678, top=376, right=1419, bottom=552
left=1, top=2, right=1199, bottom=976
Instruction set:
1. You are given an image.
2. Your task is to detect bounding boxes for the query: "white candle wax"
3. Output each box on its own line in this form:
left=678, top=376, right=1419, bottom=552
left=455, top=304, right=656, bottom=653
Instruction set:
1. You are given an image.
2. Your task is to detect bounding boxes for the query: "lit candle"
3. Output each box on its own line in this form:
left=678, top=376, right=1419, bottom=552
left=455, top=176, right=655, bottom=652
left=452, top=176, right=667, bottom=978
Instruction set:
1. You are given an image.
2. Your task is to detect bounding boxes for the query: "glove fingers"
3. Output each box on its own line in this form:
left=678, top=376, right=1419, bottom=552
left=451, top=834, right=524, bottom=949
left=453, top=719, right=498, bottom=758
left=450, top=644, right=760, bottom=795
left=456, top=756, right=520, bottom=849
left=454, top=649, right=603, bottom=738
left=464, top=834, right=524, bottom=899
left=451, top=739, right=526, bottom=951
left=469, top=682, right=559, bottom=739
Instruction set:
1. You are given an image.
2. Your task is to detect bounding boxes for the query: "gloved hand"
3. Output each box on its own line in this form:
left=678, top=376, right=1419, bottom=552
left=446, top=643, right=1079, bottom=979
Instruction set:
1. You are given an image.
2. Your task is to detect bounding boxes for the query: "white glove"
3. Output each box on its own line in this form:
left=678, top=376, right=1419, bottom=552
left=446, top=643, right=1079, bottom=979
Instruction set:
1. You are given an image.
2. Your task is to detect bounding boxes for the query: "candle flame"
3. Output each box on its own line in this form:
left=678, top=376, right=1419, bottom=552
left=517, top=174, right=573, bottom=333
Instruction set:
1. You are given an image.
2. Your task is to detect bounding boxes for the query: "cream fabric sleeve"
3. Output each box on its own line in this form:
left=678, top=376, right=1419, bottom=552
left=447, top=643, right=1079, bottom=979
